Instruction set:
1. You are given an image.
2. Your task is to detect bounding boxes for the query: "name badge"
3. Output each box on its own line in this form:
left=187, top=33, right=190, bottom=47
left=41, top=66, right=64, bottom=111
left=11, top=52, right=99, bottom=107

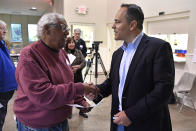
left=80, top=45, right=83, bottom=49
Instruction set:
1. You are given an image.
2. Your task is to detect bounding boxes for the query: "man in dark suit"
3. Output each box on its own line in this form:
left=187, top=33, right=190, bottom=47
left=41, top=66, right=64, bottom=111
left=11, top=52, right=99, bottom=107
left=93, top=4, right=175, bottom=131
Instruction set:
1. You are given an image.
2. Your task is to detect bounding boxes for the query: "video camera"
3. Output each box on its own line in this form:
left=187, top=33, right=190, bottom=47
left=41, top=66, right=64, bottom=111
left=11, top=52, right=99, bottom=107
left=87, top=41, right=103, bottom=55
left=92, top=41, right=103, bottom=51
left=84, top=40, right=107, bottom=83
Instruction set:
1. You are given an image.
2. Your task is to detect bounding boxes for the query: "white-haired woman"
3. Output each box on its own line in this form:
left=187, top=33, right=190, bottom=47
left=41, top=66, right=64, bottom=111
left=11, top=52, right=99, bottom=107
left=14, top=13, right=96, bottom=131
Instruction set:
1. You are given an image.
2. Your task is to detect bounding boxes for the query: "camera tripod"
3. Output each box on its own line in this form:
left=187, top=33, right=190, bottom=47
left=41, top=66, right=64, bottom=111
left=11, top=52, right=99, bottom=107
left=84, top=42, right=108, bottom=84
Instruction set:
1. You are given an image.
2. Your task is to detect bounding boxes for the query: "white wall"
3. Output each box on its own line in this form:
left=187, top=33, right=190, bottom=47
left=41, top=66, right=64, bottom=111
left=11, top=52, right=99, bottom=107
left=106, top=0, right=121, bottom=23
left=62, top=0, right=111, bottom=70
left=122, top=0, right=193, bottom=17
left=147, top=16, right=189, bottom=34
left=53, top=0, right=64, bottom=15
left=63, top=0, right=107, bottom=42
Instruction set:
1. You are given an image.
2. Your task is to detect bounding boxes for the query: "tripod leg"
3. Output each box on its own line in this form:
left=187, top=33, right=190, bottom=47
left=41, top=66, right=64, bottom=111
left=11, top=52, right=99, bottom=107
left=94, top=52, right=98, bottom=84
left=84, top=65, right=90, bottom=81
left=84, top=55, right=94, bottom=81
left=97, top=53, right=108, bottom=78
left=84, top=59, right=91, bottom=80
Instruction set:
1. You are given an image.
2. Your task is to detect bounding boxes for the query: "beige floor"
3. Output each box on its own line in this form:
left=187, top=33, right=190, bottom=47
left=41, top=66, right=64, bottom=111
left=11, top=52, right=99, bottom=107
left=3, top=74, right=196, bottom=131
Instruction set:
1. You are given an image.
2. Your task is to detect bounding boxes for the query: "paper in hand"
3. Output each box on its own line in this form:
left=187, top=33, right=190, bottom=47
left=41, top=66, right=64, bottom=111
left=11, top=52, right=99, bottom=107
left=67, top=54, right=76, bottom=64
left=66, top=103, right=96, bottom=108
left=0, top=103, right=3, bottom=108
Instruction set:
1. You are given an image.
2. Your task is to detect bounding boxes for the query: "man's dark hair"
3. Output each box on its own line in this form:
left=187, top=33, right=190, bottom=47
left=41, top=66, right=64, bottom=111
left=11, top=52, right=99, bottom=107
left=121, top=4, right=144, bottom=30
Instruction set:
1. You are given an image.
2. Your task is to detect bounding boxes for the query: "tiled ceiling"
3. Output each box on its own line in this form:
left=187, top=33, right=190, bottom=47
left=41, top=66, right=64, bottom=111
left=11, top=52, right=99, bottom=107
left=0, top=0, right=52, bottom=16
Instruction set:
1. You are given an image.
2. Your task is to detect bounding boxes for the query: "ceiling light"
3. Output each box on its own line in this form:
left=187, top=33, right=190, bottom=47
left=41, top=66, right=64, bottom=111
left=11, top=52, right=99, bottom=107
left=30, top=7, right=37, bottom=11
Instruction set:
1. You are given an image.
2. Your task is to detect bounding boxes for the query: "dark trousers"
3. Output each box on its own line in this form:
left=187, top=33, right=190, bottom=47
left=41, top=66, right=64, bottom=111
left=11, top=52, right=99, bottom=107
left=168, top=91, right=176, bottom=104
left=0, top=90, right=15, bottom=131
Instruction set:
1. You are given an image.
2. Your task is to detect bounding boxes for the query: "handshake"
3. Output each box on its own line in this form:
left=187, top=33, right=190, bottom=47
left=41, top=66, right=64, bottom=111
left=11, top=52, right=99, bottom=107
left=82, top=83, right=99, bottom=101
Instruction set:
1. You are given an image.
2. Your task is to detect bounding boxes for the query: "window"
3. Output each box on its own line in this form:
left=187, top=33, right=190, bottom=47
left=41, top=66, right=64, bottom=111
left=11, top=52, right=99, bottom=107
left=11, top=24, right=22, bottom=42
left=149, top=34, right=188, bottom=62
left=28, top=24, right=38, bottom=42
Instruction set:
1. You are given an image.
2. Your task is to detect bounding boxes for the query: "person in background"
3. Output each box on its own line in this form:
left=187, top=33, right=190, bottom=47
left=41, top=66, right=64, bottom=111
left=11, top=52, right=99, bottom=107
left=93, top=4, right=175, bottom=131
left=0, top=20, right=17, bottom=131
left=64, top=37, right=88, bottom=118
left=73, top=28, right=87, bottom=58
left=13, top=13, right=97, bottom=131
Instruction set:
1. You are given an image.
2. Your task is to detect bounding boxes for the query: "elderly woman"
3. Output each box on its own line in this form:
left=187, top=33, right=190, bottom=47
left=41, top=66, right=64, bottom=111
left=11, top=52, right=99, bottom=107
left=13, top=13, right=96, bottom=131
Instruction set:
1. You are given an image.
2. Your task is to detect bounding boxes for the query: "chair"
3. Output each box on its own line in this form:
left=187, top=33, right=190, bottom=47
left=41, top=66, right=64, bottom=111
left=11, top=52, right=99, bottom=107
left=174, top=72, right=196, bottom=112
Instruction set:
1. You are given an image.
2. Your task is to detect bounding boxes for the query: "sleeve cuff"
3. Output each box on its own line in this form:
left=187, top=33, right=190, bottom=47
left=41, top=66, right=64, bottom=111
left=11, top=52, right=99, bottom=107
left=74, top=82, right=84, bottom=96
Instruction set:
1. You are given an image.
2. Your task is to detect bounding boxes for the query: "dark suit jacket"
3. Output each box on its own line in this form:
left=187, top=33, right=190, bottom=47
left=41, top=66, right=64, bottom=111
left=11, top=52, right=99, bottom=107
left=75, top=38, right=87, bottom=58
left=95, top=34, right=175, bottom=131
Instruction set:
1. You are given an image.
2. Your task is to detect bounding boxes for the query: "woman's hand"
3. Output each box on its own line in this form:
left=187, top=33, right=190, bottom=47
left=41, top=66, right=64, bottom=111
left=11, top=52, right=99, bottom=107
left=78, top=102, right=92, bottom=113
left=71, top=65, right=81, bottom=73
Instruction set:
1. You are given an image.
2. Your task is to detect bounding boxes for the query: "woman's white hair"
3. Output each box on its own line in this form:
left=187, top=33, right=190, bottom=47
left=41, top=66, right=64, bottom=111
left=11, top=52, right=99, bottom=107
left=37, top=13, right=65, bottom=39
left=0, top=20, right=6, bottom=27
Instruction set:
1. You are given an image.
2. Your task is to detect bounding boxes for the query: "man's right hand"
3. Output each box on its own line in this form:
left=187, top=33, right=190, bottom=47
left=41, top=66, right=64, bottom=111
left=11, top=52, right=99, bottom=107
left=82, top=83, right=99, bottom=100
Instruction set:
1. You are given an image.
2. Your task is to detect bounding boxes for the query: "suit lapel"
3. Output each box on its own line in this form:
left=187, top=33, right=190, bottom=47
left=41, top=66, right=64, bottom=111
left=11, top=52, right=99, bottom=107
left=114, top=48, right=124, bottom=89
left=123, top=34, right=149, bottom=93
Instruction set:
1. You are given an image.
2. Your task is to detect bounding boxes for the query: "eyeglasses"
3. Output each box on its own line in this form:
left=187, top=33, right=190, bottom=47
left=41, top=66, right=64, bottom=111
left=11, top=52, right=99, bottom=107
left=48, top=23, right=70, bottom=32
left=60, top=24, right=70, bottom=32
left=0, top=28, right=8, bottom=32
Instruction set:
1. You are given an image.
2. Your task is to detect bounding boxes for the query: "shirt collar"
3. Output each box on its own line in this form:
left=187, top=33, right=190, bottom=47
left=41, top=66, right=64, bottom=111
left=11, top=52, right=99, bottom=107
left=121, top=32, right=144, bottom=51
left=40, top=40, right=59, bottom=53
left=0, top=40, right=5, bottom=45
